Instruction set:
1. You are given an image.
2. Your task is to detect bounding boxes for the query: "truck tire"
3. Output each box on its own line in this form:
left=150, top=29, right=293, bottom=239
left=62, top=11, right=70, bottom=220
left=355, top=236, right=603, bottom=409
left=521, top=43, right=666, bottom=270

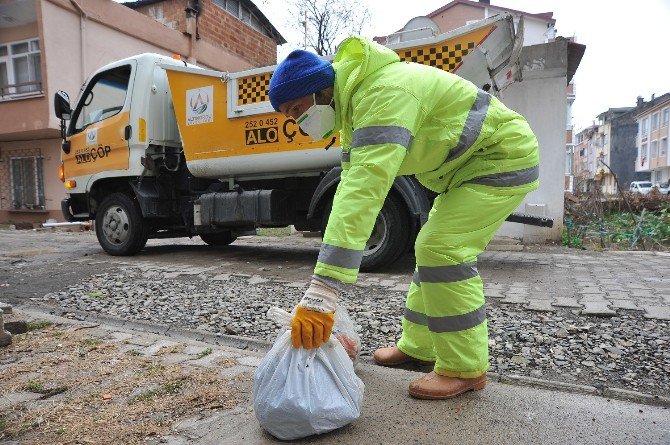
left=95, top=192, right=148, bottom=256
left=200, top=231, right=236, bottom=246
left=322, top=193, right=411, bottom=272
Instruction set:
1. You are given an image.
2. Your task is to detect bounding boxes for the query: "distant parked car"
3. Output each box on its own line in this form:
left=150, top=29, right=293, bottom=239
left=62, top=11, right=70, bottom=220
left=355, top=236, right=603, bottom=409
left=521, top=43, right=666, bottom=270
left=629, top=181, right=654, bottom=194
left=655, top=182, right=670, bottom=195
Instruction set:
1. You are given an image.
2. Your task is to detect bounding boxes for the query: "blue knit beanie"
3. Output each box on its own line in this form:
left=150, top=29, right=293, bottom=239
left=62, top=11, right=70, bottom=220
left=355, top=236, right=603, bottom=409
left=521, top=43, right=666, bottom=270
left=269, top=50, right=335, bottom=112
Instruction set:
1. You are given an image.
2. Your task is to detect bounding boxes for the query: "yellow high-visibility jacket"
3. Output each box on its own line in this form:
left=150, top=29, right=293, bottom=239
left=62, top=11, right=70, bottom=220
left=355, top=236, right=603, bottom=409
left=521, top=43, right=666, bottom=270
left=314, top=36, right=539, bottom=283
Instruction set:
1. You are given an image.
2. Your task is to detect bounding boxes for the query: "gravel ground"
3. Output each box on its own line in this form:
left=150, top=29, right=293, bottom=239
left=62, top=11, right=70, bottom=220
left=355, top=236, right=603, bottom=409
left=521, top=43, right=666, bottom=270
left=38, top=267, right=670, bottom=398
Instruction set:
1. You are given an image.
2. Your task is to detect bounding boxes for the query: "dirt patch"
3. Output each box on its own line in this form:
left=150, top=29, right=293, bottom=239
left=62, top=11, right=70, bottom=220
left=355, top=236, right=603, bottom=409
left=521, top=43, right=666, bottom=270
left=0, top=323, right=247, bottom=444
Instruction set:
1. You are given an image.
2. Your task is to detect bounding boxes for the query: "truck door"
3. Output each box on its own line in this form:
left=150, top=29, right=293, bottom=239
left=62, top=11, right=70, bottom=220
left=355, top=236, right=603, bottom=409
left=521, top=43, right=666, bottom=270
left=64, top=63, right=134, bottom=179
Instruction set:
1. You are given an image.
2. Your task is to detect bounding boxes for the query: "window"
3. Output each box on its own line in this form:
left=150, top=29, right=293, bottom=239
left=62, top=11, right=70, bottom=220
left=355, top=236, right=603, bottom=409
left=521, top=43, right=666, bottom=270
left=72, top=65, right=131, bottom=134
left=226, top=0, right=239, bottom=15
left=211, top=0, right=271, bottom=38
left=641, top=143, right=648, bottom=166
left=663, top=108, right=669, bottom=128
left=10, top=156, right=45, bottom=210
left=0, top=38, right=42, bottom=98
left=652, top=112, right=659, bottom=131
left=662, top=138, right=668, bottom=157
left=641, top=118, right=649, bottom=136
left=651, top=140, right=658, bottom=158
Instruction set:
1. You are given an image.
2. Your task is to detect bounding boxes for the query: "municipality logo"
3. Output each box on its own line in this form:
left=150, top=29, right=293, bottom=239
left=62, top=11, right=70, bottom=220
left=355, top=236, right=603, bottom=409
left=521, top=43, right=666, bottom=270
left=86, top=127, right=98, bottom=145
left=186, top=86, right=214, bottom=126
left=190, top=91, right=209, bottom=114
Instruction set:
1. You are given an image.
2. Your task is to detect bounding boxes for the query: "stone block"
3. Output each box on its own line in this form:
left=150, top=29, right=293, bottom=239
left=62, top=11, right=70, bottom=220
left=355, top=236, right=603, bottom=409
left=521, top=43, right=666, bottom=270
left=237, top=355, right=262, bottom=367
left=641, top=305, right=670, bottom=320
left=551, top=297, right=582, bottom=308
left=0, top=302, right=13, bottom=314
left=124, top=334, right=158, bottom=346
left=609, top=300, right=641, bottom=311
left=499, top=295, right=528, bottom=305
left=3, top=315, right=27, bottom=334
left=525, top=300, right=555, bottom=312
left=187, top=350, right=240, bottom=368
left=581, top=301, right=616, bottom=316
left=484, top=288, right=505, bottom=298
left=160, top=353, right=193, bottom=365
left=142, top=339, right=181, bottom=357
left=218, top=364, right=254, bottom=378
left=107, top=331, right=134, bottom=342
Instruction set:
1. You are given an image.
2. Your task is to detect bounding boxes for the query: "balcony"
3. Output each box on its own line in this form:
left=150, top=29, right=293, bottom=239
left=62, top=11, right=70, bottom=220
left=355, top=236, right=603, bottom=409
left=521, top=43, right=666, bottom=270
left=636, top=157, right=651, bottom=172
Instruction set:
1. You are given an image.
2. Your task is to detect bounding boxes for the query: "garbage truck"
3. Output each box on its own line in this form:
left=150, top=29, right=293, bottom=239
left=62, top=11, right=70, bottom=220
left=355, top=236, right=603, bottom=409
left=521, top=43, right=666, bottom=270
left=54, top=13, right=552, bottom=271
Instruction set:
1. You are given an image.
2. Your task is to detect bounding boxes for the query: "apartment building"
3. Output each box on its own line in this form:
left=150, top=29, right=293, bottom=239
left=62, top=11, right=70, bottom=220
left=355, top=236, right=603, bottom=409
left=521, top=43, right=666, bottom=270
left=573, top=125, right=597, bottom=192
left=635, top=93, right=670, bottom=185
left=0, top=0, right=284, bottom=225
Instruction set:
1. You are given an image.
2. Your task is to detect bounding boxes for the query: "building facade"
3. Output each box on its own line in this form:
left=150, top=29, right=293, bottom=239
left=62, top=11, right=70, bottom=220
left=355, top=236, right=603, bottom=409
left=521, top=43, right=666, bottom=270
left=0, top=0, right=283, bottom=225
left=635, top=94, right=670, bottom=185
left=573, top=125, right=597, bottom=193
left=425, top=0, right=556, bottom=45
left=126, top=0, right=283, bottom=68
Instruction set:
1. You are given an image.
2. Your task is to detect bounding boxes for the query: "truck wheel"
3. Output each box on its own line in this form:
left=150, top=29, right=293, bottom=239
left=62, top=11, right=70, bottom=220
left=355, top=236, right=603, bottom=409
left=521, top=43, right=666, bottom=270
left=200, top=231, right=236, bottom=246
left=322, top=193, right=410, bottom=272
left=95, top=192, right=148, bottom=256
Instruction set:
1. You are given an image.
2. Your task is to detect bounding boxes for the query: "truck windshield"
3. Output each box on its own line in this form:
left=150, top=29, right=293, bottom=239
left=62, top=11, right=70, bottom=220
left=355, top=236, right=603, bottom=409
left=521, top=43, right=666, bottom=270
left=72, top=65, right=131, bottom=133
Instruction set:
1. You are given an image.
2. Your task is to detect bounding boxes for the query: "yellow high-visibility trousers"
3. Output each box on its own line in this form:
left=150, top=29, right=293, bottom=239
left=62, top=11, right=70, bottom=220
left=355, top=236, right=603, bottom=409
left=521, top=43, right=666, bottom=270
left=397, top=184, right=527, bottom=378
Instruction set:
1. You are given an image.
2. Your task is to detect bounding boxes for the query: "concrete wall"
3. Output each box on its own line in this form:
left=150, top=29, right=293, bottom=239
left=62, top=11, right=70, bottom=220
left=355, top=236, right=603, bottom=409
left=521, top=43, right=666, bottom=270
left=0, top=22, right=38, bottom=43
left=41, top=0, right=259, bottom=132
left=496, top=40, right=569, bottom=242
left=430, top=3, right=483, bottom=33
left=0, top=138, right=62, bottom=223
left=520, top=18, right=552, bottom=46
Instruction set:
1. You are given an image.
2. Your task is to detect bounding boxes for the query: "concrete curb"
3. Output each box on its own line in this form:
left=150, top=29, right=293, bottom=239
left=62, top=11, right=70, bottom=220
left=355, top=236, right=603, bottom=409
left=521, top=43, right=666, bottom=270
left=18, top=303, right=670, bottom=409
left=21, top=303, right=273, bottom=353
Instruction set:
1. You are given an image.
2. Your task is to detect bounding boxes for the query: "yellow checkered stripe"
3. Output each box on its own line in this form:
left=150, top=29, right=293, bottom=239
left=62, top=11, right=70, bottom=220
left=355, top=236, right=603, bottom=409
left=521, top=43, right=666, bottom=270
left=397, top=41, right=475, bottom=72
left=237, top=73, right=271, bottom=106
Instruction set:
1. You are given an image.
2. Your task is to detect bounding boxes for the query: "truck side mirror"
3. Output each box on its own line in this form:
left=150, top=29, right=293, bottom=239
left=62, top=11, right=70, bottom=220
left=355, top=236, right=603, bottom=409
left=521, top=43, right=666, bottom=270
left=54, top=90, right=71, bottom=120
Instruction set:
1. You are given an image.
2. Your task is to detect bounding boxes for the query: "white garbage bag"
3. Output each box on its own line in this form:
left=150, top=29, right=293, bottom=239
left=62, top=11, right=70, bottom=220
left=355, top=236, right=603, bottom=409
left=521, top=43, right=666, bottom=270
left=253, top=306, right=365, bottom=440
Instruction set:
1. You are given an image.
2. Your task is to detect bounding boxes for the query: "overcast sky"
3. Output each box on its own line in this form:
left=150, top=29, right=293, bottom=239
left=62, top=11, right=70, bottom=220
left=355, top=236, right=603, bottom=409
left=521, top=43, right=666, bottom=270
left=255, top=0, right=670, bottom=131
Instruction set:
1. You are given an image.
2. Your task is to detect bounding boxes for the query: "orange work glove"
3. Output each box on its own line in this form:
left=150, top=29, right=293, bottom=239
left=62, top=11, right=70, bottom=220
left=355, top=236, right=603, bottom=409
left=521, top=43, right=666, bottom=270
left=291, top=278, right=338, bottom=349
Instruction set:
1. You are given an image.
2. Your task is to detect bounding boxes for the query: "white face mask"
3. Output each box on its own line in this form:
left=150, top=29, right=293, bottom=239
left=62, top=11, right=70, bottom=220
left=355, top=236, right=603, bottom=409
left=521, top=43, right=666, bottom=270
left=296, top=94, right=335, bottom=141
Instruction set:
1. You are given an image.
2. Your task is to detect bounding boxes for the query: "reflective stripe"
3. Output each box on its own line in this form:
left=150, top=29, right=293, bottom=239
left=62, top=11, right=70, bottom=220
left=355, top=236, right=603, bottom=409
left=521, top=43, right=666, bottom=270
left=317, top=243, right=364, bottom=269
left=341, top=151, right=350, bottom=163
left=351, top=126, right=413, bottom=149
left=468, top=165, right=540, bottom=187
left=445, top=89, right=491, bottom=163
left=412, top=271, right=421, bottom=287
left=418, top=262, right=479, bottom=283
left=404, top=305, right=487, bottom=333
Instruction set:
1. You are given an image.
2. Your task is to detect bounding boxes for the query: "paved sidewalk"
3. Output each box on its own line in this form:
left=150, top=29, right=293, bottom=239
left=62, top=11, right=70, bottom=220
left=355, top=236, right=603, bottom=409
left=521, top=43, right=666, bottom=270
left=61, top=246, right=670, bottom=321
left=2, top=308, right=668, bottom=445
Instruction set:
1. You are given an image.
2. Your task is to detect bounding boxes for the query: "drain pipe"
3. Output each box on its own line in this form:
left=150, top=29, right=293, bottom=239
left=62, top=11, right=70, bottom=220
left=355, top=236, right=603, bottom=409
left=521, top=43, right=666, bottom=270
left=185, top=0, right=200, bottom=64
left=69, top=0, right=87, bottom=80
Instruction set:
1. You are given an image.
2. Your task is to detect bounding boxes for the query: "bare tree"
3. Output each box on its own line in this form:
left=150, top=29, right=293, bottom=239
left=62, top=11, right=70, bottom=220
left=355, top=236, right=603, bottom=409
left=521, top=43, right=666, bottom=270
left=290, top=0, right=371, bottom=56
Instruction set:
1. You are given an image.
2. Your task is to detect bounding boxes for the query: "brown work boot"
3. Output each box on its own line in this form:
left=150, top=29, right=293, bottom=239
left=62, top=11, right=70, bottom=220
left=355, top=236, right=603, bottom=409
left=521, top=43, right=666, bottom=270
left=373, top=346, right=434, bottom=366
left=408, top=372, right=487, bottom=400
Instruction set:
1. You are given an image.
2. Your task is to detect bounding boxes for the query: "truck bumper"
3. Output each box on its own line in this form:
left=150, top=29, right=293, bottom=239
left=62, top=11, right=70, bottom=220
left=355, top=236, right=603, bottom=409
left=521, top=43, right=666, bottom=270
left=61, top=198, right=90, bottom=222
